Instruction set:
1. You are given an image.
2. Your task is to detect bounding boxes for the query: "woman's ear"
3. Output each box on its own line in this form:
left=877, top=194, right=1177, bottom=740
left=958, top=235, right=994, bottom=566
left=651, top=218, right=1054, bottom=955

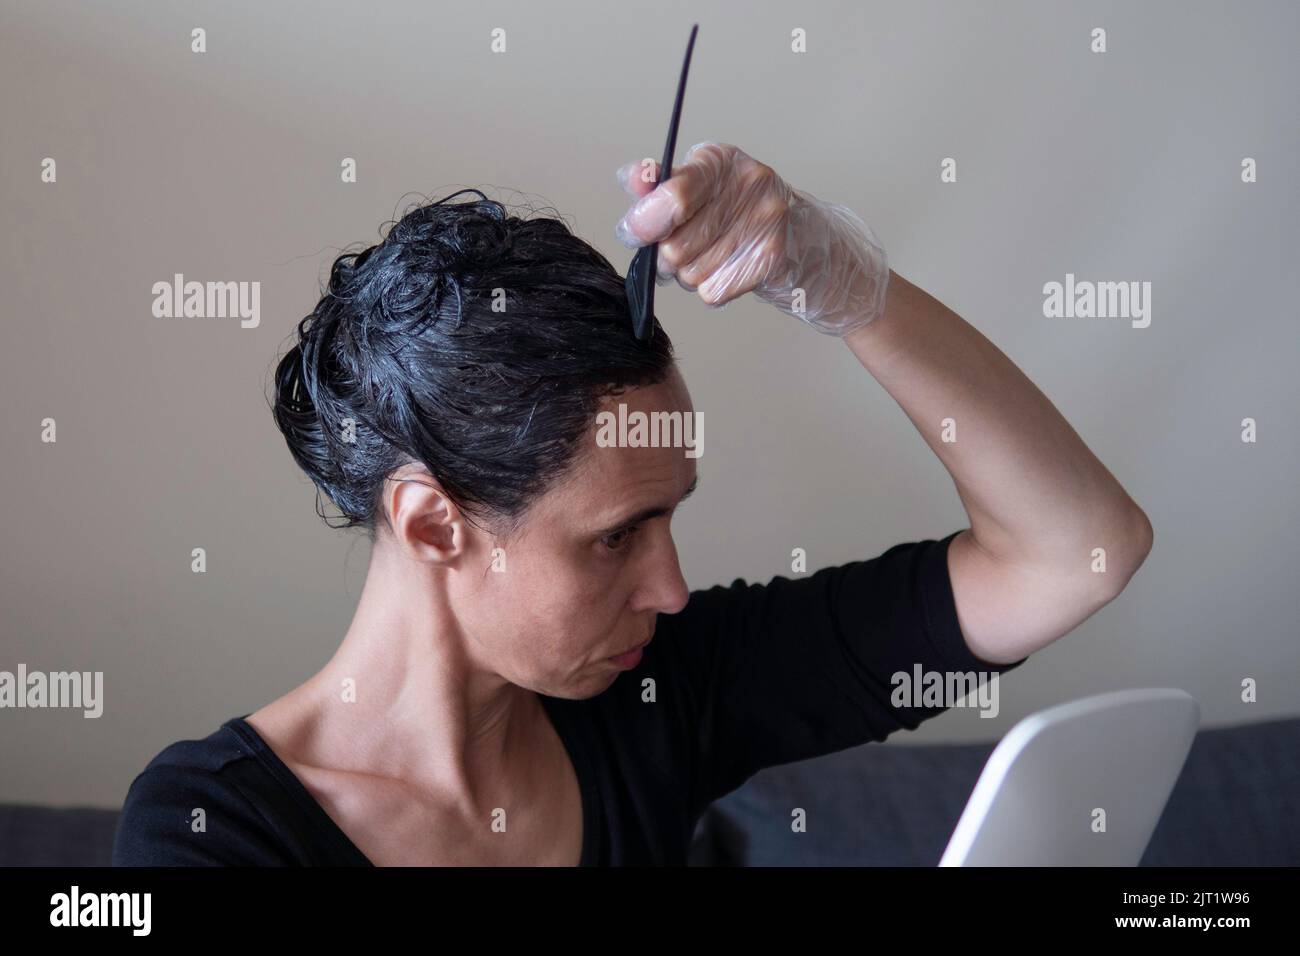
left=382, top=463, right=469, bottom=566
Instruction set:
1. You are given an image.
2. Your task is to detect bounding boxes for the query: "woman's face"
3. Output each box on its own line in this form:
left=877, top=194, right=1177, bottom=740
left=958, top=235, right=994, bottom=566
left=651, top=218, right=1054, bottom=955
left=451, top=365, right=699, bottom=699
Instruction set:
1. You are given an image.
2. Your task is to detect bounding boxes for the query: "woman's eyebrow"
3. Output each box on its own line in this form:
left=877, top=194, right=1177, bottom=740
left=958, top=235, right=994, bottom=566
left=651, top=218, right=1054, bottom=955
left=594, top=474, right=699, bottom=536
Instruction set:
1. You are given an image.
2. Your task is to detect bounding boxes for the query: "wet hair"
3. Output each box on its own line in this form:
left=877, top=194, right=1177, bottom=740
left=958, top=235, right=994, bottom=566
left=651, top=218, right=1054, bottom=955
left=270, top=188, right=675, bottom=543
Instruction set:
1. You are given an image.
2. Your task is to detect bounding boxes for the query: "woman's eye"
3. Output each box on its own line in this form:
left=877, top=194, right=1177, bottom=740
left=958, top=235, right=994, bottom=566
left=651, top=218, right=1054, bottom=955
left=602, top=526, right=639, bottom=551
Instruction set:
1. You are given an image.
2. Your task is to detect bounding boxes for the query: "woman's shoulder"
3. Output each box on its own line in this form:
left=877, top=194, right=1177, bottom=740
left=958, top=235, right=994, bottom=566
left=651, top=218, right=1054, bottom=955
left=111, top=716, right=296, bottom=866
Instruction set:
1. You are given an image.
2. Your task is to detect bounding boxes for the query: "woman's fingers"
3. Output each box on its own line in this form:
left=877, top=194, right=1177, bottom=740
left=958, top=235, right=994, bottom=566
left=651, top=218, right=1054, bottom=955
left=615, top=142, right=778, bottom=305
left=670, top=217, right=779, bottom=305
left=615, top=147, right=731, bottom=247
left=618, top=143, right=721, bottom=194
left=616, top=157, right=699, bottom=198
left=617, top=159, right=661, bottom=198
left=658, top=158, right=790, bottom=304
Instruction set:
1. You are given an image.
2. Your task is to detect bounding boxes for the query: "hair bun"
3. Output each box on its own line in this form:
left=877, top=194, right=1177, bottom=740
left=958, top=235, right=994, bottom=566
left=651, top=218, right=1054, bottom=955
left=391, top=189, right=513, bottom=276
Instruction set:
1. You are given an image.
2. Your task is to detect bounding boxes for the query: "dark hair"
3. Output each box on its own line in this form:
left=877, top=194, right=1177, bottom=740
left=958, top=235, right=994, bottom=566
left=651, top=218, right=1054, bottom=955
left=270, top=188, right=675, bottom=542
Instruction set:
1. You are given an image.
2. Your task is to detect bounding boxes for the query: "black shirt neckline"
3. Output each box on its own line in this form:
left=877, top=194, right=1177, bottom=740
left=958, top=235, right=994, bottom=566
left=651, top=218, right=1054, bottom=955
left=225, top=697, right=598, bottom=867
left=225, top=715, right=373, bottom=865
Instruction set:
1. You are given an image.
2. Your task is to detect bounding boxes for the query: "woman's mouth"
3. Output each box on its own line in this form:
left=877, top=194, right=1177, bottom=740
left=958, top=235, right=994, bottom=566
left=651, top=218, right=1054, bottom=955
left=608, top=638, right=650, bottom=669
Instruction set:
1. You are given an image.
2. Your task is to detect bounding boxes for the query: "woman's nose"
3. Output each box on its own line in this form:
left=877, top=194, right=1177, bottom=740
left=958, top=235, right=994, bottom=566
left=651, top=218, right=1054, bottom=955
left=643, top=537, right=690, bottom=615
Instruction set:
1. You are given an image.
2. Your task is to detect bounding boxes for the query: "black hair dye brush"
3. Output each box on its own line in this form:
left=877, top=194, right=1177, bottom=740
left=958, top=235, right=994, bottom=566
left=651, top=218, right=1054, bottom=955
left=626, top=23, right=699, bottom=344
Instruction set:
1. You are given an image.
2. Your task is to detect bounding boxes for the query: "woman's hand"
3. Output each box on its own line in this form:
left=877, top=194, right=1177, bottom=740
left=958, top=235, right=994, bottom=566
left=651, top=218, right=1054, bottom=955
left=614, top=142, right=890, bottom=335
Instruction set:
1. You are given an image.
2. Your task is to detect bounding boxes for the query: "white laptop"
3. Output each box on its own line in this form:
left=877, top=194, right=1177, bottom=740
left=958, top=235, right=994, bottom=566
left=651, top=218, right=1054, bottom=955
left=939, top=688, right=1200, bottom=866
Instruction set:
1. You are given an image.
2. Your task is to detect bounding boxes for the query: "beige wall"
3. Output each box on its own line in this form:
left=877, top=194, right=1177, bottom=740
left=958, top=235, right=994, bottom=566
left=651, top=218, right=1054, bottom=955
left=2, top=0, right=1297, bottom=806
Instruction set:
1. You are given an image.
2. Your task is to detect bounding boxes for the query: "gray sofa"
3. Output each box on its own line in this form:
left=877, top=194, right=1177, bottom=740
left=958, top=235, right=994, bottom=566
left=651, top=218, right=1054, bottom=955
left=4, top=716, right=1296, bottom=866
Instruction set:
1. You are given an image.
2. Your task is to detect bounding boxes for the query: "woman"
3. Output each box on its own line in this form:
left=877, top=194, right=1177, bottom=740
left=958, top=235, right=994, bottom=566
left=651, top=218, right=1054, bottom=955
left=112, top=143, right=1152, bottom=866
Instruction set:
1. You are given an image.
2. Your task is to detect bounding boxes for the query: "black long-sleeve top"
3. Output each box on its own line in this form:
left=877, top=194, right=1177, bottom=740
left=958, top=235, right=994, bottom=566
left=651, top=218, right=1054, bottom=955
left=111, top=531, right=1028, bottom=865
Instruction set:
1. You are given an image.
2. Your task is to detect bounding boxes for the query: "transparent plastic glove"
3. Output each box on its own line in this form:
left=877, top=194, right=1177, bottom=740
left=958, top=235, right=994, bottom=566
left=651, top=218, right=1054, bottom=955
left=614, top=142, right=890, bottom=335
